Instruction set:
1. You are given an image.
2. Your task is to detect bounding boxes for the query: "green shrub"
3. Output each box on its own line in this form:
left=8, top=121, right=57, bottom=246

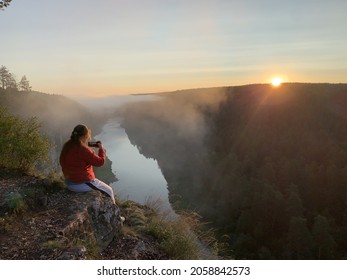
left=6, top=192, right=27, bottom=214
left=0, top=106, right=50, bottom=172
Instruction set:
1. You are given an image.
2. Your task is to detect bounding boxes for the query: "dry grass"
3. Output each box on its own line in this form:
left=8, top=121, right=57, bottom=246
left=116, top=195, right=220, bottom=259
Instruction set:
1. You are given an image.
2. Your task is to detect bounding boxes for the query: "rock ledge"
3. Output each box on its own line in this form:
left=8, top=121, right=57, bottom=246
left=0, top=170, right=121, bottom=259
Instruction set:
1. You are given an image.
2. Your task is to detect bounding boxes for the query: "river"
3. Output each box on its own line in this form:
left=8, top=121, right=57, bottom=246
left=96, top=118, right=217, bottom=258
left=92, top=95, right=216, bottom=258
left=95, top=118, right=176, bottom=217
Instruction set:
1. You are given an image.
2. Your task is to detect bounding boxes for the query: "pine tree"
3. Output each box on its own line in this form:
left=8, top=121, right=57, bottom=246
left=312, top=215, right=336, bottom=259
left=0, top=0, right=12, bottom=10
left=18, top=75, right=32, bottom=92
left=0, top=65, right=10, bottom=89
left=287, top=217, right=313, bottom=259
left=286, top=188, right=304, bottom=218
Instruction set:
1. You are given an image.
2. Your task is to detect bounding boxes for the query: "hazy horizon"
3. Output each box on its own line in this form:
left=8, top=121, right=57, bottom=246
left=1, top=0, right=347, bottom=97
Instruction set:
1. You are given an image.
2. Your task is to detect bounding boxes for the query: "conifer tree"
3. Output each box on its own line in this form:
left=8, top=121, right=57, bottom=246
left=312, top=215, right=336, bottom=259
left=287, top=217, right=313, bottom=259
left=0, top=0, right=12, bottom=10
left=18, top=75, right=32, bottom=92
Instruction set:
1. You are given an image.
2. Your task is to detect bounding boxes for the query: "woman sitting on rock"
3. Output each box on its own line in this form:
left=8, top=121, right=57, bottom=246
left=59, top=124, right=116, bottom=204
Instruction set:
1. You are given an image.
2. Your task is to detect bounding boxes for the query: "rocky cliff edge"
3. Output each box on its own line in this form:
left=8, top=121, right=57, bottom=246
left=0, top=168, right=166, bottom=260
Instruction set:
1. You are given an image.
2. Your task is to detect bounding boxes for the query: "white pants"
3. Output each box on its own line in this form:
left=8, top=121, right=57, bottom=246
left=66, top=179, right=115, bottom=204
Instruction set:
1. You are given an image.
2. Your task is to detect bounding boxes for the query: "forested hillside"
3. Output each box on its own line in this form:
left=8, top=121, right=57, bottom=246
left=0, top=88, right=104, bottom=137
left=122, top=83, right=347, bottom=259
left=0, top=88, right=105, bottom=167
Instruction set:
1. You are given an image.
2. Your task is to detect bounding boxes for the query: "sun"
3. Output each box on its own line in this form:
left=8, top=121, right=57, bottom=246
left=271, top=77, right=283, bottom=87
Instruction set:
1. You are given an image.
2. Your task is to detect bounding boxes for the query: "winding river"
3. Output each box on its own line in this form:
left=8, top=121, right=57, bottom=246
left=95, top=118, right=176, bottom=217
left=92, top=95, right=215, bottom=258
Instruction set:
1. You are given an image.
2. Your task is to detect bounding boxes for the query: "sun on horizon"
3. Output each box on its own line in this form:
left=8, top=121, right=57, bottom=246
left=271, top=77, right=283, bottom=87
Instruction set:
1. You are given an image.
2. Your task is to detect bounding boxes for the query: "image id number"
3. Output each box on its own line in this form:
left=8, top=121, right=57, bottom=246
left=190, top=266, right=251, bottom=276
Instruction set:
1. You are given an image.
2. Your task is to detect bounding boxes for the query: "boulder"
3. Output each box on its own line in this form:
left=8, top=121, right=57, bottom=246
left=57, top=190, right=121, bottom=252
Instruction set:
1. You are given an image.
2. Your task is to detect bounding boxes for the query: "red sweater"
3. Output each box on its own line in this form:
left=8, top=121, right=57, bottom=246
left=60, top=144, right=105, bottom=183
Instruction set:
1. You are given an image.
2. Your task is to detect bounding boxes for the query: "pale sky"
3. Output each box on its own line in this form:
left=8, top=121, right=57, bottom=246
left=1, top=0, right=347, bottom=97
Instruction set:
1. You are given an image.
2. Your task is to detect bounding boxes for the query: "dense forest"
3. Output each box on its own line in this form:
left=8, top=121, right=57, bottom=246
left=122, top=83, right=347, bottom=259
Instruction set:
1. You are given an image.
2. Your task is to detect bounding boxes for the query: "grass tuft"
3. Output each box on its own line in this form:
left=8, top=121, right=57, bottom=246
left=116, top=195, right=222, bottom=259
